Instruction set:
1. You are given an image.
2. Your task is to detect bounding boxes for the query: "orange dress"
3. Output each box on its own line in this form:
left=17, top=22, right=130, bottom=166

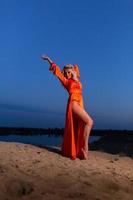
left=49, top=63, right=85, bottom=160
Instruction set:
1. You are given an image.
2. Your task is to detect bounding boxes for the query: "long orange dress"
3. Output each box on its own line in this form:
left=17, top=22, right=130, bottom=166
left=49, top=63, right=85, bottom=160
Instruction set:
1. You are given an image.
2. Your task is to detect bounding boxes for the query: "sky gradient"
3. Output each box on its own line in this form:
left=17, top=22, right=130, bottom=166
left=0, top=0, right=133, bottom=129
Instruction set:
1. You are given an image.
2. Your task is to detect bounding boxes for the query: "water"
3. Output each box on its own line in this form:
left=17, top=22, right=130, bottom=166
left=0, top=134, right=100, bottom=147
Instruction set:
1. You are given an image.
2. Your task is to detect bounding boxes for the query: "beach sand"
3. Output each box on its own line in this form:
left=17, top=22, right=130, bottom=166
left=0, top=141, right=132, bottom=200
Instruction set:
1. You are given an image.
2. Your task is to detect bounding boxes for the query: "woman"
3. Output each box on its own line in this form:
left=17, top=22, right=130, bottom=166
left=41, top=55, right=93, bottom=160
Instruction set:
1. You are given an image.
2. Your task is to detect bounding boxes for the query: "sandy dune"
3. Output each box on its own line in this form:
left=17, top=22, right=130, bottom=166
left=0, top=141, right=133, bottom=200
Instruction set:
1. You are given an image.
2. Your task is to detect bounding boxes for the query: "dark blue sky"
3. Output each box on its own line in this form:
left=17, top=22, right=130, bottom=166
left=0, top=0, right=133, bottom=129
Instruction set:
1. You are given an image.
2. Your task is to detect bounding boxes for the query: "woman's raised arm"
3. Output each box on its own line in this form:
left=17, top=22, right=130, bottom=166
left=41, top=55, right=68, bottom=88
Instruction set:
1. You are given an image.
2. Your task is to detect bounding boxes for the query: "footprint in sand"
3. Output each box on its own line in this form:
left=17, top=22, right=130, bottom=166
left=6, top=179, right=34, bottom=197
left=0, top=165, right=7, bottom=174
left=114, top=157, right=119, bottom=161
left=83, top=181, right=93, bottom=187
left=67, top=192, right=86, bottom=198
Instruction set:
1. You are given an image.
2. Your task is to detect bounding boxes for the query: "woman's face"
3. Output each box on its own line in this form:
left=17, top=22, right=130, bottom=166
left=64, top=69, right=72, bottom=79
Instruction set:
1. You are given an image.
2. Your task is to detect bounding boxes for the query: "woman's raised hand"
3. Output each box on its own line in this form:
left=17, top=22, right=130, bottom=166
left=41, top=55, right=49, bottom=60
left=70, top=68, right=79, bottom=82
left=41, top=55, right=53, bottom=65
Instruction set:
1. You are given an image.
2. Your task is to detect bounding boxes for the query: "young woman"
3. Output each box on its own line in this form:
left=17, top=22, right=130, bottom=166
left=41, top=55, right=93, bottom=160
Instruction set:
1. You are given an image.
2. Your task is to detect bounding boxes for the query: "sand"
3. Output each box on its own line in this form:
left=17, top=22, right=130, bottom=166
left=0, top=141, right=133, bottom=200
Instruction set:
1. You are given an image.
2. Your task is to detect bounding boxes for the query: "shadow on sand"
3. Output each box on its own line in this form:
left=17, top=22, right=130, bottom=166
left=34, top=144, right=61, bottom=155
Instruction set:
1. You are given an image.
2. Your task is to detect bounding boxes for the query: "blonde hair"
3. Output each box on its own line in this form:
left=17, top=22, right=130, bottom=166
left=63, top=64, right=73, bottom=70
left=62, top=64, right=73, bottom=76
left=62, top=64, right=80, bottom=80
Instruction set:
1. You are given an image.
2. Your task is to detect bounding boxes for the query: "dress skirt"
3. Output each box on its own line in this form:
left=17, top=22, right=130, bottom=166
left=61, top=93, right=85, bottom=160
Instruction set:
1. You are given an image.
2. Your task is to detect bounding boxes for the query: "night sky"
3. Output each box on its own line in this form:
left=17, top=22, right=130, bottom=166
left=0, top=0, right=133, bottom=129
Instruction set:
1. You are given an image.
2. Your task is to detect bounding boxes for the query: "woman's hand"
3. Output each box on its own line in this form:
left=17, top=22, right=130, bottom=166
left=41, top=55, right=53, bottom=65
left=70, top=69, right=79, bottom=82
left=68, top=68, right=76, bottom=77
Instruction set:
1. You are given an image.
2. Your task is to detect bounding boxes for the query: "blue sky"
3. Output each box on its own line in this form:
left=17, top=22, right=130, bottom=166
left=0, top=0, right=133, bottom=129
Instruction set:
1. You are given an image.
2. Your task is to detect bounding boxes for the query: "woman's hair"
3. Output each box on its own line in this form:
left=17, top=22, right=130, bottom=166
left=62, top=64, right=80, bottom=80
left=63, top=64, right=73, bottom=70
left=62, top=64, right=73, bottom=76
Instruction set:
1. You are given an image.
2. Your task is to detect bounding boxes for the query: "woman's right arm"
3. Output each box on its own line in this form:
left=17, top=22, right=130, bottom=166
left=41, top=55, right=68, bottom=88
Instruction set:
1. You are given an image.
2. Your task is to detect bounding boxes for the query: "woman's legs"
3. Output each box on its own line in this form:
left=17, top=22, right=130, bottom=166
left=72, top=101, right=93, bottom=158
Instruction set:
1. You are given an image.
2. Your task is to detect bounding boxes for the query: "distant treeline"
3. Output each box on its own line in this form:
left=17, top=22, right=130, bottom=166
left=0, top=127, right=133, bottom=136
